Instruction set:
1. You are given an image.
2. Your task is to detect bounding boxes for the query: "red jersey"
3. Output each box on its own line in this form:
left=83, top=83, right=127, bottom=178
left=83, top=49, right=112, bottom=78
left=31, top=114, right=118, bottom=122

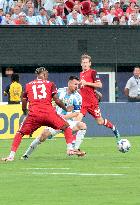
left=80, top=0, right=91, bottom=15
left=80, top=68, right=100, bottom=106
left=23, top=79, right=57, bottom=114
left=64, top=0, right=76, bottom=11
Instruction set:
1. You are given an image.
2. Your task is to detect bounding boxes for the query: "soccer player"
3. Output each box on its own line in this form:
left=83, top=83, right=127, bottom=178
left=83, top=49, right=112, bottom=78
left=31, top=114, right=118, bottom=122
left=77, top=54, right=121, bottom=141
left=2, top=67, right=83, bottom=162
left=22, top=76, right=87, bottom=160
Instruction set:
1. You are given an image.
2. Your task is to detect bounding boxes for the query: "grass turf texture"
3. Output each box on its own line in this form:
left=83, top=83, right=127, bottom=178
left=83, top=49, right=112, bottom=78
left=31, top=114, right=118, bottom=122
left=0, top=136, right=140, bottom=205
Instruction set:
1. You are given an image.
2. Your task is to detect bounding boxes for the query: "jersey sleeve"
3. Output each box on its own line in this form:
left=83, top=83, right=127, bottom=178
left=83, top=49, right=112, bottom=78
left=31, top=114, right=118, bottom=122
left=125, top=79, right=131, bottom=89
left=51, top=82, right=58, bottom=96
left=73, top=93, right=82, bottom=112
left=91, top=70, right=101, bottom=83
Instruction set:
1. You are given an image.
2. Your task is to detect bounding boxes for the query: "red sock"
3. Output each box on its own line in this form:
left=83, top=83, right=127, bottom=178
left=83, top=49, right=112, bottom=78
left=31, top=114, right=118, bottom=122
left=103, top=119, right=113, bottom=129
left=11, top=132, right=23, bottom=152
left=64, top=127, right=74, bottom=144
left=73, top=134, right=76, bottom=141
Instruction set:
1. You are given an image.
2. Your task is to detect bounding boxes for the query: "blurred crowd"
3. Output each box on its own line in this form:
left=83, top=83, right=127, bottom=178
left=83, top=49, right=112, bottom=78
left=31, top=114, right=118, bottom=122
left=0, top=0, right=140, bottom=25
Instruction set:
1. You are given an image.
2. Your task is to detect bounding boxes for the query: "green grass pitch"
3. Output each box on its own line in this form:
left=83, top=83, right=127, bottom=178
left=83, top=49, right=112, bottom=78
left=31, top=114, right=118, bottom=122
left=0, top=136, right=140, bottom=205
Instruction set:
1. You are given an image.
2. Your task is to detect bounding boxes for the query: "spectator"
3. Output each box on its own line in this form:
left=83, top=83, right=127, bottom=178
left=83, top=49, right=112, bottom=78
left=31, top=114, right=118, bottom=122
left=0, top=8, right=5, bottom=24
left=54, top=3, right=65, bottom=19
left=26, top=7, right=37, bottom=24
left=43, top=0, right=55, bottom=16
left=128, top=12, right=138, bottom=25
left=106, top=6, right=116, bottom=25
left=16, top=0, right=24, bottom=10
left=102, top=1, right=110, bottom=15
left=100, top=15, right=108, bottom=24
left=4, top=73, right=22, bottom=104
left=124, top=67, right=140, bottom=102
left=48, top=14, right=61, bottom=25
left=34, top=0, right=42, bottom=11
left=22, top=0, right=38, bottom=15
left=11, top=5, right=21, bottom=20
left=84, top=13, right=96, bottom=25
left=67, top=10, right=83, bottom=25
left=0, top=0, right=15, bottom=14
left=67, top=5, right=83, bottom=24
left=95, top=10, right=105, bottom=24
left=64, top=0, right=75, bottom=15
left=126, top=1, right=136, bottom=18
left=1, top=12, right=14, bottom=24
left=36, top=7, right=49, bottom=25
left=52, top=8, right=65, bottom=25
left=135, top=4, right=140, bottom=15
left=114, top=1, right=124, bottom=18
left=14, top=11, right=28, bottom=25
left=90, top=1, right=99, bottom=15
left=112, top=16, right=120, bottom=24
left=80, top=0, right=91, bottom=16
left=119, top=14, right=127, bottom=24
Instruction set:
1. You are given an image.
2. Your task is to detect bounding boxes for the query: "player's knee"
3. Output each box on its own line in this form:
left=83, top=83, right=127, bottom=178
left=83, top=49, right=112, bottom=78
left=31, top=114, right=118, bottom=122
left=96, top=118, right=104, bottom=125
left=78, top=122, right=87, bottom=130
left=40, top=131, right=50, bottom=142
left=61, top=122, right=69, bottom=131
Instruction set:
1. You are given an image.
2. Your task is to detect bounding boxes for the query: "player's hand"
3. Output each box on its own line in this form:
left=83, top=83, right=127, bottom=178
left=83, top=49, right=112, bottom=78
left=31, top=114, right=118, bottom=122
left=80, top=79, right=87, bottom=88
left=66, top=105, right=74, bottom=112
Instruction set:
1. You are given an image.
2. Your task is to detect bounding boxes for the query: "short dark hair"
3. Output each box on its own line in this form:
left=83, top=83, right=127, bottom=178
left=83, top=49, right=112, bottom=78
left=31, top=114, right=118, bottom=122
left=68, top=76, right=79, bottom=81
left=39, top=7, right=45, bottom=11
left=35, top=67, right=48, bottom=74
left=11, top=73, right=19, bottom=82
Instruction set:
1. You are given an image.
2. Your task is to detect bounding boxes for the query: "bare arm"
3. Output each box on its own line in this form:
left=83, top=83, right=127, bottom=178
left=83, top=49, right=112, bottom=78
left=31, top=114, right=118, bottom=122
left=53, top=93, right=73, bottom=112
left=124, top=88, right=129, bottom=97
left=22, top=98, right=28, bottom=115
left=22, top=92, right=28, bottom=115
left=80, top=79, right=102, bottom=89
left=61, top=112, right=79, bottom=120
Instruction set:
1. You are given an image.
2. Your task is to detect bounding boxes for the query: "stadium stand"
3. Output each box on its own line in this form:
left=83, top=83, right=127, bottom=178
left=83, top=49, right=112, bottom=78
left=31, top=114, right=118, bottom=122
left=0, top=0, right=139, bottom=25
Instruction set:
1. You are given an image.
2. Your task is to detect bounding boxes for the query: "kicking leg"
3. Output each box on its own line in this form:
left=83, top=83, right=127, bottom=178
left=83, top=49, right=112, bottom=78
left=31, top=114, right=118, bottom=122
left=96, top=117, right=121, bottom=141
left=22, top=129, right=52, bottom=160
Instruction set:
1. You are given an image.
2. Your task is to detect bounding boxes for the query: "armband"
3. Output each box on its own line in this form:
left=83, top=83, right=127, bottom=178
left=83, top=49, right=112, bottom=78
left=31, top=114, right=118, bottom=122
left=73, top=105, right=81, bottom=111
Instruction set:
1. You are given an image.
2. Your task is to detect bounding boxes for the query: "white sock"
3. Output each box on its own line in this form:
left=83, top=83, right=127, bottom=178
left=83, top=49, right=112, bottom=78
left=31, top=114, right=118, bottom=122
left=67, top=143, right=73, bottom=150
left=9, top=151, right=15, bottom=158
left=23, top=137, right=41, bottom=157
left=74, top=129, right=86, bottom=150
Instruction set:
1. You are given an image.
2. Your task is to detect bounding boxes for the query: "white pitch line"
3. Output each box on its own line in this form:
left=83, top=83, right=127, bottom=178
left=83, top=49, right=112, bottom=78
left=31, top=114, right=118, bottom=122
left=30, top=172, right=125, bottom=176
left=23, top=168, right=70, bottom=170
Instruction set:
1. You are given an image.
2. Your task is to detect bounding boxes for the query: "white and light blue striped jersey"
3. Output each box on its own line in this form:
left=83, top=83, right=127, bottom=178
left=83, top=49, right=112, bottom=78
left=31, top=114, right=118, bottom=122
left=56, top=87, right=82, bottom=116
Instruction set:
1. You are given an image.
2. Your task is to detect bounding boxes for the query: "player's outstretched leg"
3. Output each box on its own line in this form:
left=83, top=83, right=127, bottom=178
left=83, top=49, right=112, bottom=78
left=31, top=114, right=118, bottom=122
left=96, top=117, right=121, bottom=141
left=103, top=119, right=121, bottom=140
left=21, top=137, right=41, bottom=160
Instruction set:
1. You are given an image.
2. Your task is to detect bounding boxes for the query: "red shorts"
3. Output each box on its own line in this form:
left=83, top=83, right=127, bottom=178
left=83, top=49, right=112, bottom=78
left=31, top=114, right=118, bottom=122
left=81, top=103, right=101, bottom=119
left=19, top=111, right=67, bottom=135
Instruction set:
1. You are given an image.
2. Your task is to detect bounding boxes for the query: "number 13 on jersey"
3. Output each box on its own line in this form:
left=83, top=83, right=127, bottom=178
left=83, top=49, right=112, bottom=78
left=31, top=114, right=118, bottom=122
left=32, top=84, right=47, bottom=99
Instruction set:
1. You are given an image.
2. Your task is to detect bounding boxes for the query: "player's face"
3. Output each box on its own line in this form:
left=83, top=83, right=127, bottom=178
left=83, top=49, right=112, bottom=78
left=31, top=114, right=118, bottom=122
left=68, top=79, right=79, bottom=93
left=81, top=58, right=91, bottom=71
left=39, top=71, right=48, bottom=80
